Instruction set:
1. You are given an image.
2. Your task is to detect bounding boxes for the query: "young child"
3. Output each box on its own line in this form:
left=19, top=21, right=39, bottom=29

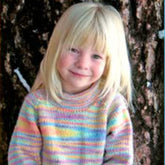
left=8, top=2, right=133, bottom=165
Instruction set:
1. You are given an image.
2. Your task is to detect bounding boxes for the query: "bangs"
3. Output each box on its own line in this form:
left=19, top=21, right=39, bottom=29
left=76, top=26, right=108, bottom=55
left=62, top=10, right=109, bottom=55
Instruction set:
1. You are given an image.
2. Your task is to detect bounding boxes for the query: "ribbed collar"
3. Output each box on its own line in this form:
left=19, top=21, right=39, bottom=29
left=53, top=82, right=100, bottom=111
left=35, top=82, right=101, bottom=112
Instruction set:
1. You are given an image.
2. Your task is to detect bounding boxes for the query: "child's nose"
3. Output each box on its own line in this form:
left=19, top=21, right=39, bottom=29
left=75, top=54, right=89, bottom=70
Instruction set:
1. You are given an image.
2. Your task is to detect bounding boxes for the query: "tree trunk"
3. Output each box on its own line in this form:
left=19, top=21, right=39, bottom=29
left=1, top=0, right=163, bottom=164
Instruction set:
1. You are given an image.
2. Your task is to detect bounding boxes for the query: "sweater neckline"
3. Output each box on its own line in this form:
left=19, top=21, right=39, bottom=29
left=51, top=82, right=100, bottom=110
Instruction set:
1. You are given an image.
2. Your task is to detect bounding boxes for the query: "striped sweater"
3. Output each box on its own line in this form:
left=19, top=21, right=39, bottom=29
left=8, top=84, right=133, bottom=165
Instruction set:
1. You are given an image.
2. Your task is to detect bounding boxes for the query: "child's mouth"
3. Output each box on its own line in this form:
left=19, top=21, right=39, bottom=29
left=69, top=70, right=90, bottom=77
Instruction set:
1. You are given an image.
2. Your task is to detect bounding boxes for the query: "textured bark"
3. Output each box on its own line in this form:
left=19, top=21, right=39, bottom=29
left=1, top=0, right=163, bottom=164
left=119, top=1, right=164, bottom=164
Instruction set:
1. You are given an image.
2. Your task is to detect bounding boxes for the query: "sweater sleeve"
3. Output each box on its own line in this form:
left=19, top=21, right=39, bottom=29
left=103, top=95, right=133, bottom=165
left=8, top=94, right=42, bottom=165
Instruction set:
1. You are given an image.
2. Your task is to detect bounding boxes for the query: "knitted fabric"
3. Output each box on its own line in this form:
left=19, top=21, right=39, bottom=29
left=8, top=84, right=133, bottom=165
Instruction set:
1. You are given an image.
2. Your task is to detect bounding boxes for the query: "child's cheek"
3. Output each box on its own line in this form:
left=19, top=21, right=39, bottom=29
left=98, top=62, right=106, bottom=75
left=57, top=55, right=70, bottom=68
left=99, top=66, right=106, bottom=78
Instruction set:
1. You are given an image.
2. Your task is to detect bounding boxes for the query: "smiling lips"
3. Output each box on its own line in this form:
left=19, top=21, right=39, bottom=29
left=69, top=70, right=90, bottom=77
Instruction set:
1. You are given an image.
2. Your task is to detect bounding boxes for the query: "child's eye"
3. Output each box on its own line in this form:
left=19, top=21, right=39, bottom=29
left=92, top=54, right=102, bottom=59
left=69, top=48, right=79, bottom=54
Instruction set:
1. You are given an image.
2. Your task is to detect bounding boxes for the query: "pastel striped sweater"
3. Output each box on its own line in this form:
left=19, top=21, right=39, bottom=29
left=8, top=84, right=133, bottom=165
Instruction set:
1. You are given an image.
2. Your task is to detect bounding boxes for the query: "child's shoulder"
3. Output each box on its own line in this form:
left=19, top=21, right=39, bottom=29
left=24, top=88, right=47, bottom=104
left=105, top=93, right=129, bottom=116
left=106, top=92, right=128, bottom=109
left=113, top=93, right=127, bottom=102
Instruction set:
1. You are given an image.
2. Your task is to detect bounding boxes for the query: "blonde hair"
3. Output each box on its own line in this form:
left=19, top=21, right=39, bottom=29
left=31, top=2, right=133, bottom=105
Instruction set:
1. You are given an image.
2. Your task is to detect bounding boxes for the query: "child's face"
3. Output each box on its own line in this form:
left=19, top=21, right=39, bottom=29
left=57, top=46, right=106, bottom=94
